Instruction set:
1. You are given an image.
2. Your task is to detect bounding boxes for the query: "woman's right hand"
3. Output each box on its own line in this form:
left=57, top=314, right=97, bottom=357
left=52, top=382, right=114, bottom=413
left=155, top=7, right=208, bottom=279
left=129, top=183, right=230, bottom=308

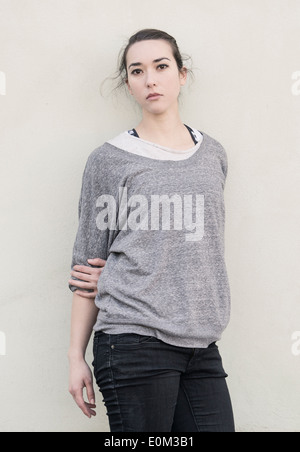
left=68, top=358, right=97, bottom=418
left=69, top=258, right=106, bottom=299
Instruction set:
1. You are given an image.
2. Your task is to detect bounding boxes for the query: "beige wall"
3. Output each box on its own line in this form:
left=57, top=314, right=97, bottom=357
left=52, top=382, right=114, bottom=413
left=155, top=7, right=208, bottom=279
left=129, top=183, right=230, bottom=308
left=0, top=0, right=300, bottom=432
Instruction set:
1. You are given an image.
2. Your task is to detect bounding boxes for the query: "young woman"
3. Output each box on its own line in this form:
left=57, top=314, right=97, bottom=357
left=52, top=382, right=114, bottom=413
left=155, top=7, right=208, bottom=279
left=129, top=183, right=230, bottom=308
left=68, top=29, right=235, bottom=432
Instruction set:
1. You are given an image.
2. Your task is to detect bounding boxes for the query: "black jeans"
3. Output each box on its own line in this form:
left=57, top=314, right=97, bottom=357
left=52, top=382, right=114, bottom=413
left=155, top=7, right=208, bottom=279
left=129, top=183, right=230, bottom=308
left=93, top=332, right=235, bottom=432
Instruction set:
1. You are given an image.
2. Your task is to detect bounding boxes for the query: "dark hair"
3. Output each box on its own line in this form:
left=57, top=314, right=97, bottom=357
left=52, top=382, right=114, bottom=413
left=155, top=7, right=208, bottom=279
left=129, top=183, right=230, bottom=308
left=115, top=29, right=193, bottom=90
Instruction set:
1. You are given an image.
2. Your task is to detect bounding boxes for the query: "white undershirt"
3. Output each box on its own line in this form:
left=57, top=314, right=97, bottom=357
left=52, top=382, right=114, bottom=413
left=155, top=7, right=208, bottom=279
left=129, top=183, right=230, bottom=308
left=108, top=128, right=203, bottom=161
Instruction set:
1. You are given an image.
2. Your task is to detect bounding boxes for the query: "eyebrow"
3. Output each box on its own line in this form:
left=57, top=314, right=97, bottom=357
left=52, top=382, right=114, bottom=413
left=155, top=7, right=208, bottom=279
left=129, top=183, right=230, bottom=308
left=128, top=57, right=171, bottom=70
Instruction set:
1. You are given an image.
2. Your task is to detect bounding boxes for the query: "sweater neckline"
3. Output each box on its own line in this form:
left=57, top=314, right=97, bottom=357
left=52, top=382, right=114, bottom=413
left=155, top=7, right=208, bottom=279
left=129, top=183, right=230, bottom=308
left=104, top=131, right=208, bottom=168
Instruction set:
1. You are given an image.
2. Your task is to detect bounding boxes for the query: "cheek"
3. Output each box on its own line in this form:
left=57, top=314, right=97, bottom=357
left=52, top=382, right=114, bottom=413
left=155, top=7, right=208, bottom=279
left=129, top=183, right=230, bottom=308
left=164, top=69, right=182, bottom=88
left=164, top=75, right=181, bottom=98
left=128, top=79, right=144, bottom=99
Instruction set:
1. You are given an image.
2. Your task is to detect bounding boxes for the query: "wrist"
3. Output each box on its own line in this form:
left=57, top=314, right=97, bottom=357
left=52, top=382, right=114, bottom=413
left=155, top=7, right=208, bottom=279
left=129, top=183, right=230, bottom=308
left=68, top=349, right=86, bottom=363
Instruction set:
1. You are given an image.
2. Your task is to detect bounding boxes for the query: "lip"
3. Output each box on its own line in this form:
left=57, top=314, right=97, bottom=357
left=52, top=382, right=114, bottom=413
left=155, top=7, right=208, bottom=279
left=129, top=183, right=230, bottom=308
left=146, top=93, right=163, bottom=100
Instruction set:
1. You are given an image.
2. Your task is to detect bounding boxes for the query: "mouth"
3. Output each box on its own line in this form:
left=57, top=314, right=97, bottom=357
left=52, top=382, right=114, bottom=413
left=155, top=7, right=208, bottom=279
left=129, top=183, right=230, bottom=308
left=146, top=93, right=163, bottom=100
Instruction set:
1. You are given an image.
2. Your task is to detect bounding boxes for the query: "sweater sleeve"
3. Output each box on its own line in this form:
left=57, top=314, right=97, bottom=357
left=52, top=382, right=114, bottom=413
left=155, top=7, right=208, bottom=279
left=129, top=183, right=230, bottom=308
left=69, top=151, right=110, bottom=293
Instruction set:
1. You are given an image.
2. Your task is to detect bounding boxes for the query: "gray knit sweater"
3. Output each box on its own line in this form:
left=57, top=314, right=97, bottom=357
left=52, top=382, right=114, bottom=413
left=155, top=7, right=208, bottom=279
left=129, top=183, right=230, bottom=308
left=69, top=131, right=231, bottom=348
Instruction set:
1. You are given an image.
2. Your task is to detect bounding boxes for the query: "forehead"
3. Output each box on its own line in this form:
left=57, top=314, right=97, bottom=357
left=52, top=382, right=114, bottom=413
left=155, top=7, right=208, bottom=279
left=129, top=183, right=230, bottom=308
left=126, top=40, right=173, bottom=66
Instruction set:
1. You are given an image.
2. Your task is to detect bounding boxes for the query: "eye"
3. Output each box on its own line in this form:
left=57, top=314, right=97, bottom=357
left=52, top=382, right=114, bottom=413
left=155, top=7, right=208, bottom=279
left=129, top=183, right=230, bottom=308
left=131, top=69, right=143, bottom=76
left=157, top=64, right=169, bottom=70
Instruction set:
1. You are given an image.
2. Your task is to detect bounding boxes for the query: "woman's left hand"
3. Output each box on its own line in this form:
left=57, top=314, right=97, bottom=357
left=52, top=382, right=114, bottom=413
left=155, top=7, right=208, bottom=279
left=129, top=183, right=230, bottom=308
left=69, top=258, right=106, bottom=299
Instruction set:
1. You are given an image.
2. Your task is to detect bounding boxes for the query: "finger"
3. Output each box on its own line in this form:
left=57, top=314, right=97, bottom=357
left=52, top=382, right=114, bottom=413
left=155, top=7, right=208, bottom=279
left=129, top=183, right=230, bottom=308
left=88, top=258, right=106, bottom=267
left=83, top=402, right=96, bottom=418
left=69, top=279, right=92, bottom=289
left=73, top=265, right=93, bottom=275
left=86, top=403, right=97, bottom=417
left=86, top=402, right=96, bottom=408
left=75, top=398, right=96, bottom=418
left=70, top=271, right=92, bottom=282
left=85, top=381, right=96, bottom=406
left=73, top=391, right=92, bottom=418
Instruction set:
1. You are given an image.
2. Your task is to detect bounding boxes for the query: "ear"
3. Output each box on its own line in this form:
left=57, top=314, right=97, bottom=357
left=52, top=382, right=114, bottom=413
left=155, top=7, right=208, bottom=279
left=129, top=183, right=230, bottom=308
left=179, top=67, right=188, bottom=87
left=126, top=79, right=133, bottom=95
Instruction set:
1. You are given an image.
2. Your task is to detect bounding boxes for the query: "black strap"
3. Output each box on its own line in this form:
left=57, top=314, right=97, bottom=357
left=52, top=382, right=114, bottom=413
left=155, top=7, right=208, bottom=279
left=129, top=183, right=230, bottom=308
left=128, top=126, right=199, bottom=145
left=184, top=124, right=199, bottom=145
left=128, top=128, right=140, bottom=138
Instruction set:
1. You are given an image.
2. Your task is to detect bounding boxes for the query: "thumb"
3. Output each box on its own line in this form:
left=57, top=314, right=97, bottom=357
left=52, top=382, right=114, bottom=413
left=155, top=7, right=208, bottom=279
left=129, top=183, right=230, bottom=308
left=88, top=258, right=106, bottom=267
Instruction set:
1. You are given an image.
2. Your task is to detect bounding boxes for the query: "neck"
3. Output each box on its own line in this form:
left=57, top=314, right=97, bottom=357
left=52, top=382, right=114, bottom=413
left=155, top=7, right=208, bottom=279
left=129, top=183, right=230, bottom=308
left=136, top=106, right=191, bottom=149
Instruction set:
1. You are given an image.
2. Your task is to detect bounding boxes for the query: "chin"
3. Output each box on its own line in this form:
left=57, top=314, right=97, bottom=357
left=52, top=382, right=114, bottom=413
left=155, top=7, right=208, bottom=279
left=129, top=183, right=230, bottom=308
left=144, top=103, right=171, bottom=116
left=146, top=107, right=166, bottom=116
left=144, top=97, right=179, bottom=116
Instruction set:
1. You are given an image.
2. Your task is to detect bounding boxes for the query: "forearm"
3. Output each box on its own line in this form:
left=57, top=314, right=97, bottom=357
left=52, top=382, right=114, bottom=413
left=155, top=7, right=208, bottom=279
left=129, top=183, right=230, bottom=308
left=68, top=292, right=99, bottom=361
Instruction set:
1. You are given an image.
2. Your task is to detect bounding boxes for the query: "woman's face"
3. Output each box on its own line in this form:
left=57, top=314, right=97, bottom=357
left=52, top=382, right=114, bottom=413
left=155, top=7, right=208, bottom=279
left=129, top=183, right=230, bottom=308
left=126, top=39, right=187, bottom=116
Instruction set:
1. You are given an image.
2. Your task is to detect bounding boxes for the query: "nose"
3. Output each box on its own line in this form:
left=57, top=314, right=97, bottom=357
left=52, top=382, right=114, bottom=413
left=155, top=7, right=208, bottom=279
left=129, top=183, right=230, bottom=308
left=147, top=80, right=156, bottom=88
left=145, top=71, right=157, bottom=88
